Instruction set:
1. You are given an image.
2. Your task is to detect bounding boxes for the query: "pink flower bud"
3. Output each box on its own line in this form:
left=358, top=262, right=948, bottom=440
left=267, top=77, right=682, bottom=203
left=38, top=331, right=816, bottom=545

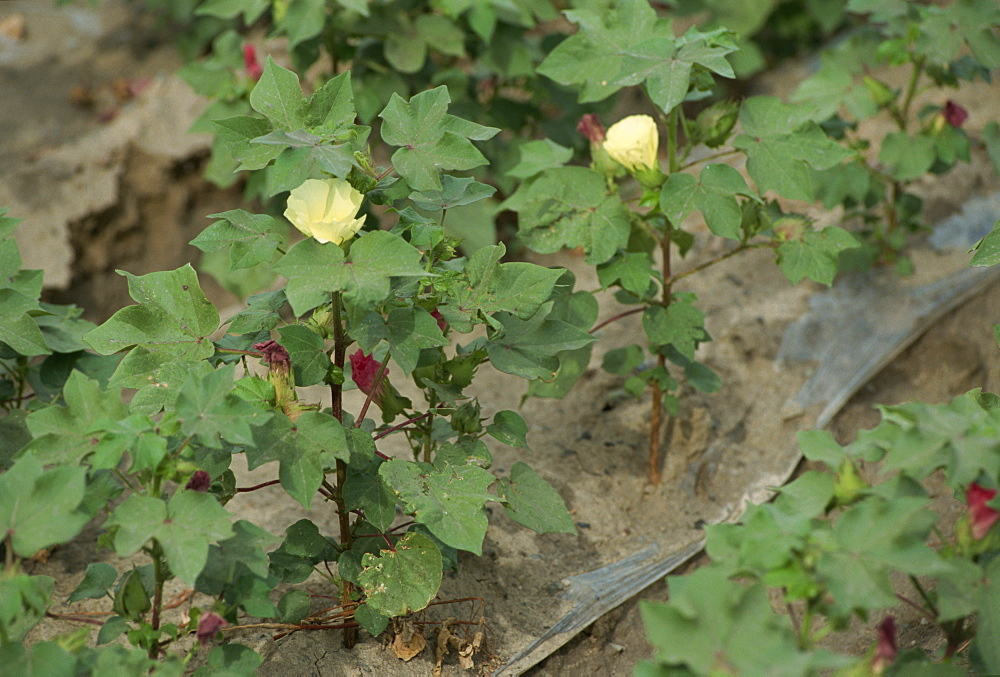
left=967, top=482, right=999, bottom=540
left=943, top=100, right=968, bottom=128
left=185, top=470, right=211, bottom=492
left=197, top=612, right=227, bottom=645
left=577, top=114, right=606, bottom=144
left=243, top=44, right=263, bottom=82
left=349, top=349, right=386, bottom=405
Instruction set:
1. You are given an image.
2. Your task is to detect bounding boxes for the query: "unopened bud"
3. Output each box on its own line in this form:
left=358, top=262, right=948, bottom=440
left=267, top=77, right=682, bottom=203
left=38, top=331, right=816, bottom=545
left=693, top=99, right=739, bottom=148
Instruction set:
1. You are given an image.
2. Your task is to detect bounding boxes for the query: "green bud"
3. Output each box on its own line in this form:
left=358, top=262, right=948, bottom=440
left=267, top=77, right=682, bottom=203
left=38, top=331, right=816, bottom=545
left=326, top=364, right=345, bottom=386
left=307, top=304, right=333, bottom=338
left=862, top=76, right=896, bottom=108
left=693, top=99, right=740, bottom=148
left=834, top=459, right=867, bottom=506
left=451, top=401, right=482, bottom=434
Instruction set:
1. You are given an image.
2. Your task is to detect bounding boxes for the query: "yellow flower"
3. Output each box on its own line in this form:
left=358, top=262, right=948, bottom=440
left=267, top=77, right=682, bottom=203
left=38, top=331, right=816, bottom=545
left=603, top=114, right=659, bottom=173
left=284, top=178, right=366, bottom=245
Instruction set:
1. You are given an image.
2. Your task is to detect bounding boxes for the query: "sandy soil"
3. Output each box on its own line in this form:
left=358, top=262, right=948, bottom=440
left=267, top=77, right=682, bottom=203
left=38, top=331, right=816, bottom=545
left=4, top=2, right=1000, bottom=676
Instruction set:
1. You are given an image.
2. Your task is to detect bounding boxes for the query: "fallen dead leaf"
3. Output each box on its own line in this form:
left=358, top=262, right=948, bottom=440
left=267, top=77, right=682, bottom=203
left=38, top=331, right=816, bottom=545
left=391, top=619, right=426, bottom=662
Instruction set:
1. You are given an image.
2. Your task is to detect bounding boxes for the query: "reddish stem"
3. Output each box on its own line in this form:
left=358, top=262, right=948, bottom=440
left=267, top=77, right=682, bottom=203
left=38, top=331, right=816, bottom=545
left=236, top=479, right=281, bottom=493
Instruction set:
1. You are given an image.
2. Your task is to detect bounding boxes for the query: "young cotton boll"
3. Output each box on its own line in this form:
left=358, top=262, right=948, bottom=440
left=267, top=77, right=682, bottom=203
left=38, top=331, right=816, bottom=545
left=284, top=178, right=366, bottom=245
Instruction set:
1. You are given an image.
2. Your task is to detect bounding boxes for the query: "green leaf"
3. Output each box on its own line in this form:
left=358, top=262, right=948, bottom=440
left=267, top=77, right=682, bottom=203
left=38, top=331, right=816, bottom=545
left=69, top=563, right=119, bottom=603
left=195, top=0, right=269, bottom=21
left=486, top=410, right=530, bottom=449
left=213, top=116, right=284, bottom=171
left=602, top=344, right=645, bottom=375
left=660, top=164, right=753, bottom=240
left=225, top=290, right=287, bottom=334
left=278, top=0, right=325, bottom=50
left=0, top=574, right=54, bottom=644
left=497, top=462, right=574, bottom=533
left=597, top=252, right=655, bottom=298
left=343, top=468, right=397, bottom=533
left=408, top=175, right=496, bottom=211
left=0, top=295, right=49, bottom=357
left=277, top=589, right=311, bottom=624
left=536, top=0, right=662, bottom=103
left=175, top=365, right=272, bottom=448
left=246, top=412, right=349, bottom=509
left=24, top=370, right=128, bottom=464
left=379, top=459, right=496, bottom=554
left=879, top=132, right=936, bottom=181
left=977, top=557, right=1000, bottom=672
left=305, top=71, right=356, bottom=131
left=97, top=616, right=129, bottom=645
left=358, top=532, right=442, bottom=618
left=487, top=305, right=595, bottom=380
left=642, top=295, right=707, bottom=360
left=353, top=603, right=390, bottom=636
left=249, top=57, right=306, bottom=130
left=0, top=456, right=89, bottom=557
left=776, top=225, right=858, bottom=286
left=451, top=243, right=564, bottom=324
left=85, top=265, right=219, bottom=360
left=970, top=219, right=1000, bottom=267
left=191, top=210, right=283, bottom=271
left=640, top=566, right=834, bottom=675
left=106, top=491, right=234, bottom=585
left=984, top=122, right=1000, bottom=176
left=379, top=87, right=498, bottom=191
left=354, top=307, right=448, bottom=375
left=797, top=429, right=847, bottom=470
left=196, top=520, right=279, bottom=617
left=506, top=139, right=573, bottom=179
left=196, top=645, right=264, bottom=677
left=275, top=231, right=427, bottom=316
left=733, top=96, right=854, bottom=201
left=268, top=519, right=339, bottom=584
left=276, top=325, right=329, bottom=387
left=504, top=167, right=630, bottom=265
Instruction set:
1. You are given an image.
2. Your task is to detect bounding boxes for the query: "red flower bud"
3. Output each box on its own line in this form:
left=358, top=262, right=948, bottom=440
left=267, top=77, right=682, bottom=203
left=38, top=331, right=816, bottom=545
left=254, top=340, right=291, bottom=372
left=967, top=482, right=999, bottom=540
left=349, top=349, right=386, bottom=405
left=430, top=308, right=447, bottom=333
left=197, top=611, right=227, bottom=645
left=873, top=616, right=897, bottom=672
left=577, top=114, right=606, bottom=144
left=185, top=470, right=211, bottom=493
left=943, top=100, right=968, bottom=128
left=243, top=44, right=263, bottom=82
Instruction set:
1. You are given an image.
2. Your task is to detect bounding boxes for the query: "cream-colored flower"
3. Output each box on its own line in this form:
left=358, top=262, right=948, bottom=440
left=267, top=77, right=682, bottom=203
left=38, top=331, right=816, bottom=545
left=284, top=178, right=366, bottom=245
left=603, top=115, right=659, bottom=173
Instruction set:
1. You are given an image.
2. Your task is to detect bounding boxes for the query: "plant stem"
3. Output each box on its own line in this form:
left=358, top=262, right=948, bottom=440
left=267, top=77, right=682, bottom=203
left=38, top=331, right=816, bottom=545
left=4, top=533, right=14, bottom=571
left=236, top=479, right=282, bottom=493
left=150, top=541, right=165, bottom=653
left=908, top=575, right=938, bottom=617
left=589, top=307, right=645, bottom=334
left=667, top=242, right=769, bottom=285
left=899, top=57, right=925, bottom=132
left=648, top=224, right=673, bottom=486
left=422, top=387, right=438, bottom=464
left=329, top=291, right=357, bottom=649
left=373, top=411, right=434, bottom=441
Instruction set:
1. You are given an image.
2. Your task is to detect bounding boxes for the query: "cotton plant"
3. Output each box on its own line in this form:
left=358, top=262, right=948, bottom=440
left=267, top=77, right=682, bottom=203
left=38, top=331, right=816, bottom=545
left=502, top=0, right=860, bottom=484
left=0, top=62, right=583, bottom=672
